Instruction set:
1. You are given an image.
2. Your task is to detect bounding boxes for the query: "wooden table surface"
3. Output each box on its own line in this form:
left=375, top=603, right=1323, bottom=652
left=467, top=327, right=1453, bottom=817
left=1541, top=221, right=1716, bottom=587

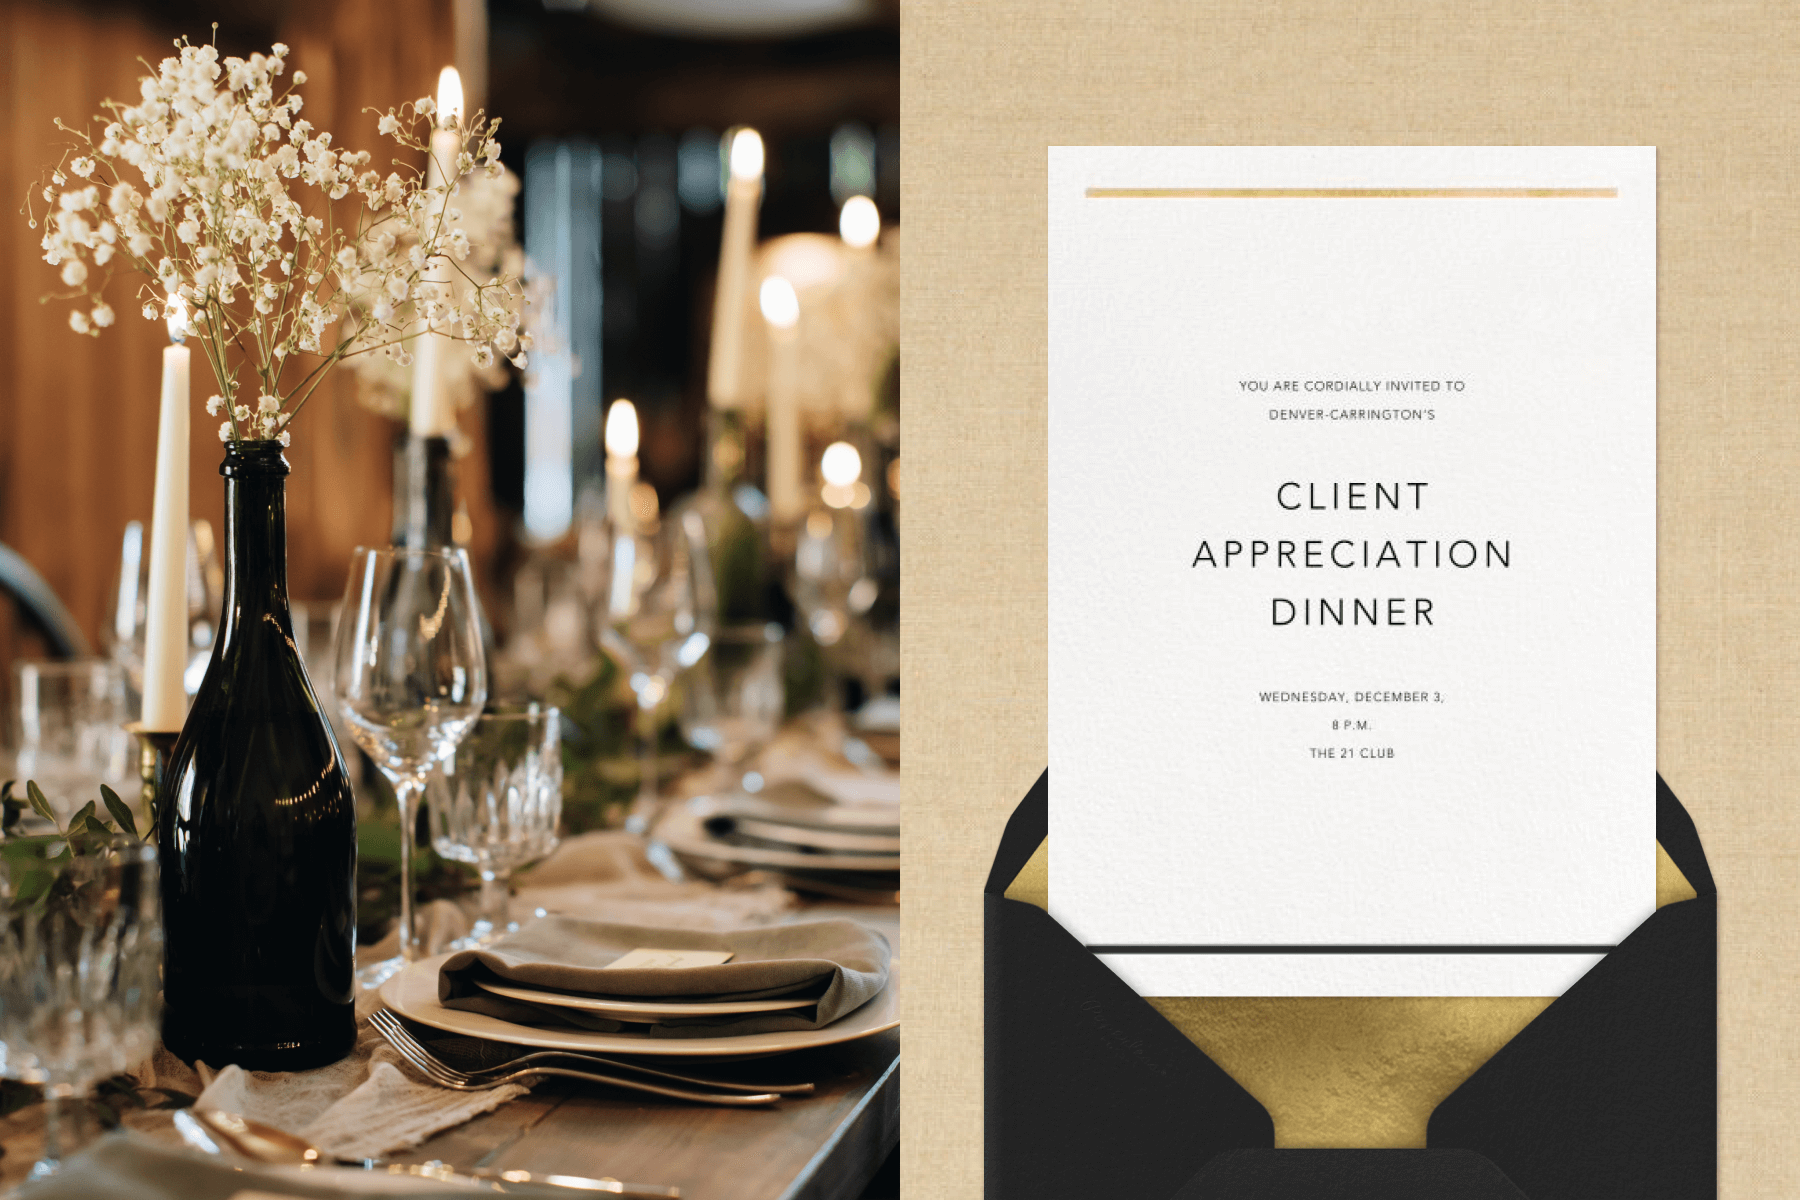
left=385, top=1027, right=898, bottom=1200
left=0, top=1029, right=897, bottom=1200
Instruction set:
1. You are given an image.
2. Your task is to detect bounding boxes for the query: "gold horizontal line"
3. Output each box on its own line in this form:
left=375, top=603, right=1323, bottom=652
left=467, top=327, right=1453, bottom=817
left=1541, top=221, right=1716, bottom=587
left=1086, top=187, right=1618, bottom=199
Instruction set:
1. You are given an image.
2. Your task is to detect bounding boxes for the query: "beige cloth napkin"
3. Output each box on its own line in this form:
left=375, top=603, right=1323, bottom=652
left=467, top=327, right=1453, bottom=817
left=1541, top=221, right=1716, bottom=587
left=439, top=916, right=891, bottom=1036
left=511, top=830, right=799, bottom=929
left=130, top=989, right=527, bottom=1163
left=130, top=832, right=797, bottom=1161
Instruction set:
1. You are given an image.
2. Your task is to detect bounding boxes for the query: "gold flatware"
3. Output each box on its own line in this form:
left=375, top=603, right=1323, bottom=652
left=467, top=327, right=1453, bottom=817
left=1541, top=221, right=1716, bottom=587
left=368, top=1008, right=783, bottom=1106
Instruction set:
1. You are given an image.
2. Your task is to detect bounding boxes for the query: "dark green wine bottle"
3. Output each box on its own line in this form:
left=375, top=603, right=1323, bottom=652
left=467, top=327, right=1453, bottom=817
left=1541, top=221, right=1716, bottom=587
left=158, top=440, right=357, bottom=1070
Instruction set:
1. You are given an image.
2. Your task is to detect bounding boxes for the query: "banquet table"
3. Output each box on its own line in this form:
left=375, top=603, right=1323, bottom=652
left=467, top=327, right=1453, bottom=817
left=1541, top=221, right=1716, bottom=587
left=0, top=902, right=896, bottom=1200
left=0, top=717, right=899, bottom=1198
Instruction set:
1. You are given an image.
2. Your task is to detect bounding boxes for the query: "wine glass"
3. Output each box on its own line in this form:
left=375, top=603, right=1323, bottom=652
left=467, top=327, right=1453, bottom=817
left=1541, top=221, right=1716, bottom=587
left=680, top=623, right=784, bottom=794
left=789, top=505, right=880, bottom=720
left=333, top=547, right=487, bottom=985
left=505, top=553, right=599, bottom=696
left=99, top=519, right=222, bottom=706
left=595, top=506, right=715, bottom=832
left=792, top=507, right=877, bottom=652
left=427, top=705, right=562, bottom=948
left=0, top=834, right=160, bottom=1178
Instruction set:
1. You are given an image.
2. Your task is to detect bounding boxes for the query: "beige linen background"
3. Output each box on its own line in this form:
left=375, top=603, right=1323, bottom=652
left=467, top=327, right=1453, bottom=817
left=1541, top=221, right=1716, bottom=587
left=901, top=1, right=1800, bottom=1195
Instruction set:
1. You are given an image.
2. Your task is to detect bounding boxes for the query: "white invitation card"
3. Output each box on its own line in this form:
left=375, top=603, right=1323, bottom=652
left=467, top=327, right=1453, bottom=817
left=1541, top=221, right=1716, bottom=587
left=1047, top=147, right=1655, bottom=996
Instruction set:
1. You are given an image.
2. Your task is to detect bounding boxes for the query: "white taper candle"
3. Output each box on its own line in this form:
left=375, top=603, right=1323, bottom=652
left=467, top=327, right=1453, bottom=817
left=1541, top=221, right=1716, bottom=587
left=410, top=67, right=464, bottom=438
left=707, top=128, right=764, bottom=410
left=759, top=275, right=802, bottom=524
left=142, top=304, right=191, bottom=731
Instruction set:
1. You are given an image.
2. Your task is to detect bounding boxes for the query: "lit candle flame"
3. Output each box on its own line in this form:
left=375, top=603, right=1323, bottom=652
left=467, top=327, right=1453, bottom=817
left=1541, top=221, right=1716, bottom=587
left=759, top=276, right=799, bottom=330
left=729, top=128, right=765, bottom=182
left=605, top=398, right=639, bottom=458
left=821, top=441, right=862, bottom=486
left=166, top=295, right=187, bottom=344
left=436, top=66, right=464, bottom=128
left=838, top=196, right=880, bottom=249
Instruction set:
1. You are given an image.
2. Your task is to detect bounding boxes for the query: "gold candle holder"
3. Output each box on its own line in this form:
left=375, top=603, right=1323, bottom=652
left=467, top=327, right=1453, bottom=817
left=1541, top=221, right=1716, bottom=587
left=124, top=722, right=179, bottom=832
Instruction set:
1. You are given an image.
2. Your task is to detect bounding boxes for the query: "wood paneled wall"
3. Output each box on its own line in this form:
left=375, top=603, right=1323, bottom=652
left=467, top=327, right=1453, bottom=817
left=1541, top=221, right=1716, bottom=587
left=0, top=0, right=505, bottom=687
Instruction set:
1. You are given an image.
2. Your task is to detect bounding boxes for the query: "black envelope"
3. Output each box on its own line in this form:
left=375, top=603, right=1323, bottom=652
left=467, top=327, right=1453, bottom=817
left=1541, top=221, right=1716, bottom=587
left=985, top=771, right=1715, bottom=1199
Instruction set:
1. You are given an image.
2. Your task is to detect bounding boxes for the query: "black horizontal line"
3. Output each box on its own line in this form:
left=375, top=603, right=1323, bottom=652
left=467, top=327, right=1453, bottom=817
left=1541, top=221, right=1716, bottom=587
left=1085, top=945, right=1616, bottom=955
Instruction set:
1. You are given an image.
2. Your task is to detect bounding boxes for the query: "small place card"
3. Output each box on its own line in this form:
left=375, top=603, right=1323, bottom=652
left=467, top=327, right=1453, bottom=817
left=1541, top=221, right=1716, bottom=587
left=605, top=947, right=735, bottom=970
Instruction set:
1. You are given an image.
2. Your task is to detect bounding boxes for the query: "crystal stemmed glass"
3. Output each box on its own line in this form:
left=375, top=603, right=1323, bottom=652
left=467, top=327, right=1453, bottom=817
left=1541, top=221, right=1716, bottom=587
left=596, top=507, right=715, bottom=833
left=0, top=834, right=161, bottom=1179
left=333, top=547, right=487, bottom=985
left=427, top=705, right=562, bottom=948
left=10, top=660, right=132, bottom=827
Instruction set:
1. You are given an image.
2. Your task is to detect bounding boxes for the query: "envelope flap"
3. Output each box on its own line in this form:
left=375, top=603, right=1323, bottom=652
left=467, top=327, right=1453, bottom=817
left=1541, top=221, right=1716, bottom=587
left=986, top=770, right=1048, bottom=895
left=987, top=892, right=1273, bottom=1200
left=1171, top=1149, right=1527, bottom=1199
left=1656, top=774, right=1714, bottom=896
left=1428, top=779, right=1716, bottom=1198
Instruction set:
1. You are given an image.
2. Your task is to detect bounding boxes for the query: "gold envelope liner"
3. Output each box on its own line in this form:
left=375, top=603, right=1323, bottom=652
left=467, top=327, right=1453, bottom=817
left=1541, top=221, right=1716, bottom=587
left=1003, top=840, right=1697, bottom=1148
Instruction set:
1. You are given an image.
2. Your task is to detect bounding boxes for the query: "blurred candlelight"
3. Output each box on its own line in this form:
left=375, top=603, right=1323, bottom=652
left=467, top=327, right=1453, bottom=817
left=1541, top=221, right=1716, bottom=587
left=821, top=440, right=862, bottom=509
left=707, top=128, right=765, bottom=410
left=142, top=296, right=191, bottom=731
left=605, top=398, right=640, bottom=527
left=605, top=397, right=640, bottom=457
left=838, top=195, right=880, bottom=250
left=759, top=275, right=799, bottom=330
left=436, top=65, right=464, bottom=127
left=821, top=441, right=861, bottom=485
left=729, top=127, right=765, bottom=180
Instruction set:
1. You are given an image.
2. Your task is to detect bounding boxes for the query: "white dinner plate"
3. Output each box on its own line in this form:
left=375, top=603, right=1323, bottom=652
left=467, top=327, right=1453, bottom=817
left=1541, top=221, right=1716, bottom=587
left=655, top=795, right=902, bottom=873
left=380, top=953, right=900, bottom=1059
left=720, top=816, right=902, bottom=855
left=473, top=978, right=817, bottom=1018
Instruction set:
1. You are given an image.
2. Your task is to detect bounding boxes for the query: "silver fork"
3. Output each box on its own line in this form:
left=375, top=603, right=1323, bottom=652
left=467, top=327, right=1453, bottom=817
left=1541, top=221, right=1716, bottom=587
left=368, top=1010, right=783, bottom=1106
left=370, top=1010, right=813, bottom=1095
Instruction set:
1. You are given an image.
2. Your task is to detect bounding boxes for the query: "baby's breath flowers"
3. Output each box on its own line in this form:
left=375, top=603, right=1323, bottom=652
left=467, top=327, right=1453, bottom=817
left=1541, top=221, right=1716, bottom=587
left=344, top=161, right=524, bottom=436
left=27, top=36, right=524, bottom=445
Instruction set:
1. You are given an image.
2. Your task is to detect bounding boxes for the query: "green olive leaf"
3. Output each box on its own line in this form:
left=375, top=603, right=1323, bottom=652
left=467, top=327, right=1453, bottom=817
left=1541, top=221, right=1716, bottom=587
left=24, top=782, right=56, bottom=828
left=100, top=785, right=137, bottom=838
